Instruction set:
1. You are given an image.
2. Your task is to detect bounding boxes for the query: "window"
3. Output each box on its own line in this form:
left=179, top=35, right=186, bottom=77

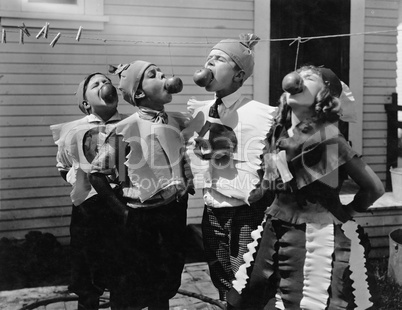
left=21, top=0, right=84, bottom=14
left=21, top=0, right=84, bottom=15
left=0, top=0, right=108, bottom=30
left=28, top=0, right=77, bottom=3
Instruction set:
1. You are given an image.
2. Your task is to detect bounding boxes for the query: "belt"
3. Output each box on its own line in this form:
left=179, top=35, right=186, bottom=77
left=122, top=185, right=181, bottom=208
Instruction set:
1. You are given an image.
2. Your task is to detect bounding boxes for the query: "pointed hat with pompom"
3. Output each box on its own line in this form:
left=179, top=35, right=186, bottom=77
left=212, top=33, right=260, bottom=81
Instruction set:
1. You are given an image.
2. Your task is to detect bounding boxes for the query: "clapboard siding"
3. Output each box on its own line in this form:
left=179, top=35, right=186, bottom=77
left=364, top=7, right=399, bottom=19
left=360, top=0, right=401, bottom=260
left=1, top=0, right=399, bottom=254
left=2, top=196, right=72, bottom=210
left=1, top=176, right=65, bottom=189
left=363, top=0, right=399, bottom=182
left=364, top=156, right=387, bottom=166
left=0, top=0, right=255, bottom=244
left=357, top=210, right=402, bottom=258
left=340, top=193, right=402, bottom=259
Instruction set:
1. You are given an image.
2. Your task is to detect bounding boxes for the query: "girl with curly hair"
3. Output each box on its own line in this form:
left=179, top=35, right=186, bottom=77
left=226, top=65, right=384, bottom=310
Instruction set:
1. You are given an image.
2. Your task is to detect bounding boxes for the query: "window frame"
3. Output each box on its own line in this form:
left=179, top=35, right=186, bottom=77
left=0, top=0, right=108, bottom=30
left=21, top=0, right=85, bottom=15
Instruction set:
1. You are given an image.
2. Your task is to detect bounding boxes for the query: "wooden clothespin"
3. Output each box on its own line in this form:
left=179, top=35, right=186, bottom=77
left=19, top=23, right=31, bottom=37
left=44, top=22, right=50, bottom=39
left=1, top=29, right=6, bottom=44
left=36, top=25, right=46, bottom=39
left=19, top=28, right=24, bottom=44
left=50, top=32, right=61, bottom=47
left=76, top=26, right=83, bottom=41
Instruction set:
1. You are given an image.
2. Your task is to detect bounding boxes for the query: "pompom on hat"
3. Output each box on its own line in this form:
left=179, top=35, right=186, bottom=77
left=212, top=33, right=260, bottom=81
left=76, top=72, right=106, bottom=115
left=109, top=60, right=153, bottom=106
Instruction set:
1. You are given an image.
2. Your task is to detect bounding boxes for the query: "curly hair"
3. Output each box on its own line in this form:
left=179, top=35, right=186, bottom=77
left=274, top=65, right=341, bottom=128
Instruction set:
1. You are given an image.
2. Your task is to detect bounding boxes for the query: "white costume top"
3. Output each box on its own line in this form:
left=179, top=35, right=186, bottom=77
left=50, top=112, right=124, bottom=205
left=90, top=111, right=192, bottom=208
left=183, top=90, right=277, bottom=207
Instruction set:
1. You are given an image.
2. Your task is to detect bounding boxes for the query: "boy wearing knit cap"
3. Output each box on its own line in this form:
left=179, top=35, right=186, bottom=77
left=50, top=73, right=126, bottom=310
left=184, top=34, right=277, bottom=302
left=89, top=61, right=193, bottom=310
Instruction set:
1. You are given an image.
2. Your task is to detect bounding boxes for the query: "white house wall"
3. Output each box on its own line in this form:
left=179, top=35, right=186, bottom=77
left=396, top=0, right=402, bottom=169
left=363, top=0, right=399, bottom=181
left=0, top=0, right=398, bottom=245
left=0, top=0, right=256, bottom=244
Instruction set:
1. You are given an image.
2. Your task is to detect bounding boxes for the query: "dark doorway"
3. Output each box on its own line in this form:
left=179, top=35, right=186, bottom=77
left=269, top=0, right=351, bottom=106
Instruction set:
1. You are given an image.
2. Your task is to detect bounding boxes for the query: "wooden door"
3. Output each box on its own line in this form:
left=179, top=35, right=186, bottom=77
left=269, top=0, right=351, bottom=106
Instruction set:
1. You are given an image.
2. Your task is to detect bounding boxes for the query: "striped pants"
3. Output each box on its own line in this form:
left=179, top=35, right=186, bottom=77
left=227, top=216, right=378, bottom=310
left=202, top=203, right=267, bottom=301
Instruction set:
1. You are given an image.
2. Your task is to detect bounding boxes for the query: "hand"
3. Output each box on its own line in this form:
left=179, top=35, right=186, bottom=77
left=194, top=136, right=233, bottom=161
left=186, top=179, right=195, bottom=196
left=194, top=136, right=212, bottom=159
left=328, top=204, right=354, bottom=223
left=248, top=187, right=264, bottom=205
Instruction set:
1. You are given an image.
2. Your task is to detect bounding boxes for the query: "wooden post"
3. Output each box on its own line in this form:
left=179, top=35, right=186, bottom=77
left=385, top=93, right=402, bottom=191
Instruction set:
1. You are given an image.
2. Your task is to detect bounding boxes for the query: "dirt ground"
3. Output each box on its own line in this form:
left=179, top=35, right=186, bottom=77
left=0, top=230, right=401, bottom=310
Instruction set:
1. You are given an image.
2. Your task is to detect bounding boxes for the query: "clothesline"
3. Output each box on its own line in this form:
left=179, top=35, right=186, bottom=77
left=0, top=23, right=400, bottom=47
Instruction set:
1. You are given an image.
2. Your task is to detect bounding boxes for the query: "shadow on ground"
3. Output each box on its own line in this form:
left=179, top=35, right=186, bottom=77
left=0, top=227, right=401, bottom=310
left=0, top=226, right=206, bottom=292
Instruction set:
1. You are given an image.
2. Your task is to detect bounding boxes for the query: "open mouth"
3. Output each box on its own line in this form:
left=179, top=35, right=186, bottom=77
left=208, top=72, right=215, bottom=84
left=193, top=68, right=214, bottom=87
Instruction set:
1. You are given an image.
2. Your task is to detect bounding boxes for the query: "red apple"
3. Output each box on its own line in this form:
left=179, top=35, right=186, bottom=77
left=282, top=71, right=304, bottom=95
left=100, top=83, right=118, bottom=104
left=193, top=68, right=213, bottom=87
left=165, top=76, right=183, bottom=94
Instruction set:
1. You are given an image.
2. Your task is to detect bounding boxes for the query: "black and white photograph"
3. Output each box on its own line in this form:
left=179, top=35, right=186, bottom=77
left=0, top=0, right=401, bottom=309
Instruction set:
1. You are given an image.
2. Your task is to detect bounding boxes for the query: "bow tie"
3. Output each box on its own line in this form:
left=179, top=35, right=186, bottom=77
left=138, top=108, right=168, bottom=124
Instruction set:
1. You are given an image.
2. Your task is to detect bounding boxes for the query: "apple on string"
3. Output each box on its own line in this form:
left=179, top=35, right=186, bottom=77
left=193, top=68, right=213, bottom=87
left=165, top=76, right=183, bottom=94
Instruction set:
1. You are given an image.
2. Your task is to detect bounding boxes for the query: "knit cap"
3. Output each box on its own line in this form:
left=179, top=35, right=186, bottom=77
left=212, top=33, right=260, bottom=81
left=110, top=61, right=153, bottom=106
left=76, top=72, right=105, bottom=115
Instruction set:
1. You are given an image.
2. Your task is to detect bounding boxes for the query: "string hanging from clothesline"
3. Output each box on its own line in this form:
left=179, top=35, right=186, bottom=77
left=289, top=36, right=311, bottom=71
left=204, top=36, right=211, bottom=58
left=167, top=42, right=174, bottom=76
